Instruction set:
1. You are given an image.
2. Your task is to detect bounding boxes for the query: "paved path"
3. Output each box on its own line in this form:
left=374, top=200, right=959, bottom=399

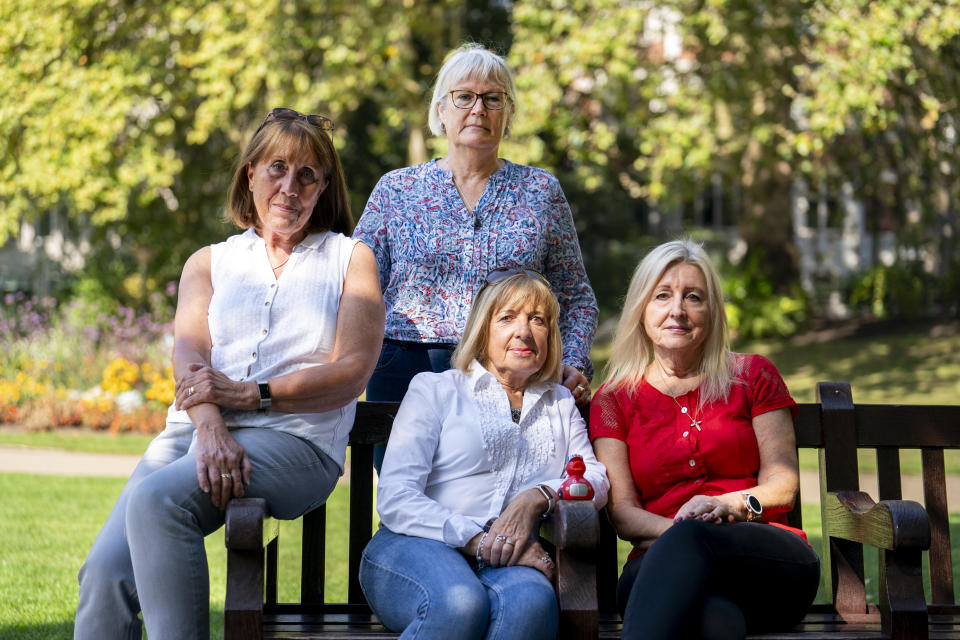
left=2, top=444, right=954, bottom=506
left=0, top=445, right=140, bottom=477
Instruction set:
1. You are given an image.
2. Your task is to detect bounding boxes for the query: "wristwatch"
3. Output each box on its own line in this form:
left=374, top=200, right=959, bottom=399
left=257, top=381, right=272, bottom=410
left=742, top=493, right=763, bottom=522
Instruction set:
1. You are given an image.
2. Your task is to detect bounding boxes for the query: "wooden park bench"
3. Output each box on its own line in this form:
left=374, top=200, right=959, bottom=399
left=223, top=383, right=960, bottom=640
left=222, top=400, right=598, bottom=640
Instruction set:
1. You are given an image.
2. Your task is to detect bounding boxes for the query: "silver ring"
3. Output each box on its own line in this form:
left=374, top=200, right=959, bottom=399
left=495, top=535, right=507, bottom=543
left=220, top=473, right=231, bottom=479
left=540, top=555, right=552, bottom=564
left=189, top=386, right=195, bottom=395
left=504, top=539, right=515, bottom=545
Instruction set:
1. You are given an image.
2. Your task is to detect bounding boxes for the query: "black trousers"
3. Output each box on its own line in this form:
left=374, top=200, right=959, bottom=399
left=618, top=519, right=820, bottom=640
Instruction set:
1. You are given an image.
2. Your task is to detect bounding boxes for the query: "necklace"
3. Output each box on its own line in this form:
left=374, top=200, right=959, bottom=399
left=270, top=255, right=290, bottom=271
left=654, top=359, right=703, bottom=431
left=452, top=175, right=484, bottom=229
left=510, top=407, right=521, bottom=423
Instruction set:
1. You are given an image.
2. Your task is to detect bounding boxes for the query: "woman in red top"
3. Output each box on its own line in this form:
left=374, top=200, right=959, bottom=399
left=590, top=240, right=819, bottom=640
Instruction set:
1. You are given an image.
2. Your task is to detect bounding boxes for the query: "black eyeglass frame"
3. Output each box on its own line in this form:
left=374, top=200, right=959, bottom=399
left=447, top=90, right=511, bottom=110
left=255, top=108, right=335, bottom=136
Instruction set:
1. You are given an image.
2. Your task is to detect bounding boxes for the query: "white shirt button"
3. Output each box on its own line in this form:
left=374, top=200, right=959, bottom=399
left=681, top=407, right=688, bottom=414
left=688, top=459, right=696, bottom=467
left=262, top=329, right=268, bottom=335
left=682, top=431, right=689, bottom=438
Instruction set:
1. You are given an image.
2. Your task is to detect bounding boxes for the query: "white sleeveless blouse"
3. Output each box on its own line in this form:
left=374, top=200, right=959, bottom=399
left=165, top=228, right=360, bottom=472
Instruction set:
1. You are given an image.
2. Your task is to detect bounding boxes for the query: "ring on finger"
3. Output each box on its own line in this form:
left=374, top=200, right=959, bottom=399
left=575, top=384, right=585, bottom=394
left=504, top=539, right=515, bottom=545
left=540, top=555, right=552, bottom=564
left=189, top=386, right=195, bottom=395
left=220, top=473, right=231, bottom=479
left=495, top=535, right=507, bottom=543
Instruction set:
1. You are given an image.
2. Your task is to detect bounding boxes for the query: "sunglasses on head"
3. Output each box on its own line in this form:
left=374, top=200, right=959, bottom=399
left=255, top=108, right=335, bottom=136
left=477, top=267, right=550, bottom=297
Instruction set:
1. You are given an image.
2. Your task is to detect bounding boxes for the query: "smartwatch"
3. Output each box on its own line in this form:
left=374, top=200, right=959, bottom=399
left=742, top=493, right=763, bottom=521
left=257, top=381, right=272, bottom=410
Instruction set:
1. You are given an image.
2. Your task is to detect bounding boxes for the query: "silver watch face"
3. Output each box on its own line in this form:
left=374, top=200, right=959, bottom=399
left=746, top=494, right=762, bottom=514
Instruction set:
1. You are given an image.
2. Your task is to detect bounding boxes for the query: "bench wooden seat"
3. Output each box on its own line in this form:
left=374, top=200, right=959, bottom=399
left=223, top=383, right=960, bottom=639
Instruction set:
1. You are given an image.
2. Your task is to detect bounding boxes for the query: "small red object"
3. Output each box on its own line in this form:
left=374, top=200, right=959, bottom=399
left=557, top=454, right=594, bottom=500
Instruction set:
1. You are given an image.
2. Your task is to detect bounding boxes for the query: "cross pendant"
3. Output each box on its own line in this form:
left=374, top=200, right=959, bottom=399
left=691, top=418, right=702, bottom=431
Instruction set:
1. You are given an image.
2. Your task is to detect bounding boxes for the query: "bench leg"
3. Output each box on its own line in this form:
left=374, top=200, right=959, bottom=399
left=225, top=546, right=266, bottom=640
left=880, top=548, right=928, bottom=640
left=555, top=548, right=599, bottom=640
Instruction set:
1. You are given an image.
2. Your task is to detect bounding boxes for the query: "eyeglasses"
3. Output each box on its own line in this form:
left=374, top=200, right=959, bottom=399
left=255, top=108, right=335, bottom=135
left=477, top=267, right=550, bottom=297
left=447, top=90, right=510, bottom=110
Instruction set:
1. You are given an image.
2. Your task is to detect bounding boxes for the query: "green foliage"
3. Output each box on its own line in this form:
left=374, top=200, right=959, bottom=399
left=2, top=1, right=960, bottom=317
left=846, top=257, right=960, bottom=320
left=722, top=251, right=809, bottom=339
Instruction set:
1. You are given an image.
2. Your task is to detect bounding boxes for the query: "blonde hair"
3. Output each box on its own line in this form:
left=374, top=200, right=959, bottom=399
left=227, top=115, right=352, bottom=234
left=451, top=273, right=562, bottom=385
left=603, top=239, right=733, bottom=404
left=428, top=43, right=517, bottom=137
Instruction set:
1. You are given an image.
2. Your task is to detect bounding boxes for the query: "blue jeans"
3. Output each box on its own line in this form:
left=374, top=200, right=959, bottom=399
left=366, top=339, right=454, bottom=473
left=359, top=528, right=558, bottom=640
left=75, top=424, right=340, bottom=640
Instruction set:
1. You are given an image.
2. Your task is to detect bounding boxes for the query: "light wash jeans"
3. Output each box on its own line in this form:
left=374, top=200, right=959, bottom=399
left=74, top=423, right=340, bottom=640
left=359, top=527, right=559, bottom=640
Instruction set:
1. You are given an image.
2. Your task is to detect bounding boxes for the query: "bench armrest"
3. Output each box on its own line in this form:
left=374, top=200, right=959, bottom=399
left=540, top=501, right=599, bottom=640
left=823, top=490, right=930, bottom=640
left=224, top=497, right=280, bottom=640
left=823, top=491, right=929, bottom=551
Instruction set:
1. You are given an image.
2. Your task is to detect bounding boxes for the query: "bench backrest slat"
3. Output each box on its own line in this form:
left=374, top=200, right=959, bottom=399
left=301, top=506, right=326, bottom=604
left=349, top=443, right=375, bottom=604
left=876, top=448, right=902, bottom=501
left=922, top=447, right=954, bottom=604
left=817, top=382, right=868, bottom=615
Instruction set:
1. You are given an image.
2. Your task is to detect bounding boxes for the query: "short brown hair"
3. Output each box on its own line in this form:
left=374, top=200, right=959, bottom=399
left=226, top=115, right=352, bottom=234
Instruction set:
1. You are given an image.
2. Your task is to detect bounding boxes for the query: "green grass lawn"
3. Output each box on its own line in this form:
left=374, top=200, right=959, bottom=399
left=0, top=429, right=154, bottom=455
left=0, top=473, right=362, bottom=640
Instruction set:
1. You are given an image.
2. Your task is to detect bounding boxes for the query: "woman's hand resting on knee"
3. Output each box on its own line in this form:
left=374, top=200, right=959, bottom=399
left=483, top=489, right=547, bottom=568
left=195, top=421, right=253, bottom=509
left=673, top=494, right=742, bottom=524
left=514, top=540, right=556, bottom=582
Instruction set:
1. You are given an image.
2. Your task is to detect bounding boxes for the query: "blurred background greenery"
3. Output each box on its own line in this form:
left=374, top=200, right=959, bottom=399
left=2, top=0, right=959, bottom=334
left=3, top=0, right=958, bottom=431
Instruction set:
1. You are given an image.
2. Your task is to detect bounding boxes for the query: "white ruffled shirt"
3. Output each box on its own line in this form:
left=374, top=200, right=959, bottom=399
left=377, top=361, right=609, bottom=547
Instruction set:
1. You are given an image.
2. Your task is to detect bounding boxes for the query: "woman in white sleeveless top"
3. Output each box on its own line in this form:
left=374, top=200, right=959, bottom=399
left=75, top=108, right=384, bottom=640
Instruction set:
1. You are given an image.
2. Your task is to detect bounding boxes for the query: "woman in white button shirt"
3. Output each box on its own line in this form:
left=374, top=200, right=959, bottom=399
left=75, top=108, right=384, bottom=640
left=359, top=269, right=608, bottom=640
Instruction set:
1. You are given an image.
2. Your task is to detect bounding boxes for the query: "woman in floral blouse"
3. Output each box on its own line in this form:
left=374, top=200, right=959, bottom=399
left=353, top=43, right=597, bottom=469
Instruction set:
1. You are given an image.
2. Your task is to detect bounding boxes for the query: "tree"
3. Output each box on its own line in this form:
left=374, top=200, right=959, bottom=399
left=508, top=0, right=960, bottom=312
left=0, top=0, right=508, bottom=303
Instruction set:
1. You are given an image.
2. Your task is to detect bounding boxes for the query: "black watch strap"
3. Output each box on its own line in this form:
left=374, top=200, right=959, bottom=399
left=258, top=382, right=272, bottom=409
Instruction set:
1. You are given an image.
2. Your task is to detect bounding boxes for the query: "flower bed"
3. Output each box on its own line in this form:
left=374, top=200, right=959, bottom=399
left=0, top=290, right=175, bottom=434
